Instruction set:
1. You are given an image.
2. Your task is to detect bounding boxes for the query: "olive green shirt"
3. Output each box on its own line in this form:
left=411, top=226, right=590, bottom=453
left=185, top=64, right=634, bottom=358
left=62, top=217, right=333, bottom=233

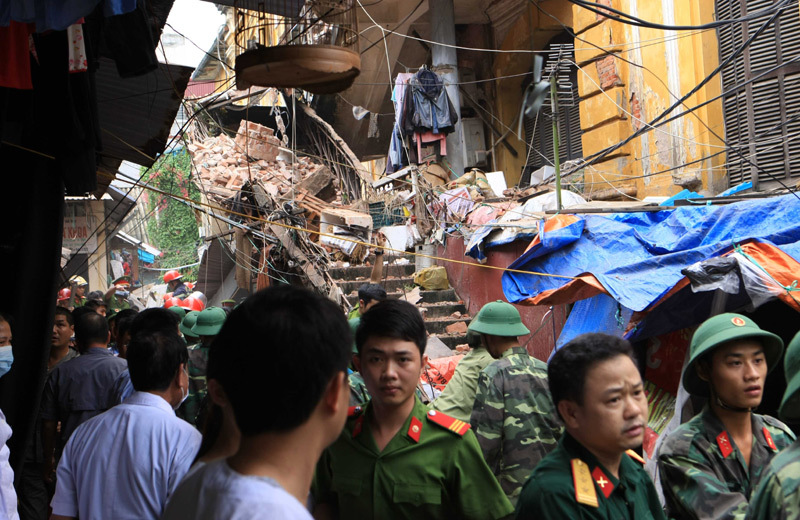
left=313, top=397, right=514, bottom=520
left=516, top=433, right=666, bottom=520
left=429, top=347, right=494, bottom=422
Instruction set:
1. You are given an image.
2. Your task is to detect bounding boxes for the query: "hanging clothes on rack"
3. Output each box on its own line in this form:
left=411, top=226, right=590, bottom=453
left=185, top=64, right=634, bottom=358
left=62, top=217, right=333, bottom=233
left=403, top=68, right=458, bottom=135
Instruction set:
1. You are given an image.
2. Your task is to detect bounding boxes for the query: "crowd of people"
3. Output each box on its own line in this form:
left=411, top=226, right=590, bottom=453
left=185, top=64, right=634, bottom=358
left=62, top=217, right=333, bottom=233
left=0, top=270, right=798, bottom=519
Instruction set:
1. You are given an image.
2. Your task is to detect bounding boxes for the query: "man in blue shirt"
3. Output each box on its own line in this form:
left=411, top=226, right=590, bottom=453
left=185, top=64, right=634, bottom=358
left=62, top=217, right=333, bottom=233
left=41, top=312, right=127, bottom=486
left=50, top=329, right=201, bottom=520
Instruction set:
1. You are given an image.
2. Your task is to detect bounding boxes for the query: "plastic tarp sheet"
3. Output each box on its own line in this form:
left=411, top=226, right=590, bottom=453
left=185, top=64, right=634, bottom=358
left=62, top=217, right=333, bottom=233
left=502, top=194, right=800, bottom=315
left=554, top=294, right=633, bottom=356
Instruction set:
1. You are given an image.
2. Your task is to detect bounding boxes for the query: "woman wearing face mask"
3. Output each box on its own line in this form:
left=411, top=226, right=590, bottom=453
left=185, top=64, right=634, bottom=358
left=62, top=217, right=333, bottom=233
left=0, top=314, right=20, bottom=520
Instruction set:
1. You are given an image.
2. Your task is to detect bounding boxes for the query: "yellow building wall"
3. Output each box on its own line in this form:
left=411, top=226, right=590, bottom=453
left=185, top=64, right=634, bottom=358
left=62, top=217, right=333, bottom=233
left=493, top=0, right=727, bottom=199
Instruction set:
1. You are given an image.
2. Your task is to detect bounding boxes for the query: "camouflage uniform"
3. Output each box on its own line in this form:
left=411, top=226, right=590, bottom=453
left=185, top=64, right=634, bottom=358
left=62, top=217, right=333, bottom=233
left=657, top=405, right=795, bottom=519
left=177, top=344, right=209, bottom=426
left=429, top=346, right=494, bottom=423
left=470, top=346, right=563, bottom=506
left=349, top=370, right=370, bottom=406
left=748, top=440, right=800, bottom=520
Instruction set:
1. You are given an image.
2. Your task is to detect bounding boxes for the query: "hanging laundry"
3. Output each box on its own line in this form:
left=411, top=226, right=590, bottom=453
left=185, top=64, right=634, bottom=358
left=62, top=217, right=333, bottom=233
left=67, top=22, right=88, bottom=73
left=0, top=21, right=34, bottom=89
left=387, top=72, right=414, bottom=172
left=0, top=0, right=138, bottom=32
left=403, top=68, right=458, bottom=135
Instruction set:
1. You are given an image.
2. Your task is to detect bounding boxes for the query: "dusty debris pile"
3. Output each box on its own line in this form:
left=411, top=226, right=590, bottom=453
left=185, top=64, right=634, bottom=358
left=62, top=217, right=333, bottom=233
left=187, top=120, right=340, bottom=204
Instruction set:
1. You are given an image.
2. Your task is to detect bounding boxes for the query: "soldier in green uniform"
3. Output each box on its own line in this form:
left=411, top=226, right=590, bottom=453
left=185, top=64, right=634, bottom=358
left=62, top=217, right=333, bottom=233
left=178, top=307, right=226, bottom=425
left=313, top=299, right=514, bottom=520
left=180, top=310, right=200, bottom=347
left=428, top=330, right=494, bottom=422
left=748, top=331, right=800, bottom=519
left=468, top=301, right=563, bottom=506
left=516, top=333, right=665, bottom=520
left=657, top=313, right=795, bottom=519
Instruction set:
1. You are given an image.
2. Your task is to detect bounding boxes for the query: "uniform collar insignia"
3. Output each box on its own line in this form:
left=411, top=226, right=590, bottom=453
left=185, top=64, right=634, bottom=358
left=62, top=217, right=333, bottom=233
left=762, top=426, right=778, bottom=451
left=591, top=466, right=614, bottom=499
left=352, top=415, right=364, bottom=438
left=407, top=416, right=423, bottom=443
left=716, top=431, right=733, bottom=458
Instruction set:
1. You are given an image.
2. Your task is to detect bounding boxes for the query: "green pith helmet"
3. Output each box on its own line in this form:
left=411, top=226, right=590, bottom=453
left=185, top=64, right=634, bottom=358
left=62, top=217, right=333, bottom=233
left=779, top=331, right=800, bottom=421
left=168, top=306, right=187, bottom=321
left=191, top=307, right=227, bottom=336
left=181, top=311, right=200, bottom=339
left=682, top=313, right=784, bottom=396
left=468, top=300, right=530, bottom=337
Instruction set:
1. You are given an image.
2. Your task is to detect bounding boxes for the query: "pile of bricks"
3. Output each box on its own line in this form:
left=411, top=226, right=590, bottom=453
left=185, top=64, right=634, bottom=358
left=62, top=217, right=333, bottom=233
left=187, top=120, right=334, bottom=201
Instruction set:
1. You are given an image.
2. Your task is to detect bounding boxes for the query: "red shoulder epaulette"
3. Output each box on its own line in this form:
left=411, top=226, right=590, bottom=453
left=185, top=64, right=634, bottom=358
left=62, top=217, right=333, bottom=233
left=426, top=410, right=470, bottom=436
left=348, top=405, right=363, bottom=418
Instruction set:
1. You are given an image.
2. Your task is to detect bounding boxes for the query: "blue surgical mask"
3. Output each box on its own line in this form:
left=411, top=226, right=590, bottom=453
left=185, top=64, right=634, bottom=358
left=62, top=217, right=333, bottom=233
left=0, top=346, right=13, bottom=379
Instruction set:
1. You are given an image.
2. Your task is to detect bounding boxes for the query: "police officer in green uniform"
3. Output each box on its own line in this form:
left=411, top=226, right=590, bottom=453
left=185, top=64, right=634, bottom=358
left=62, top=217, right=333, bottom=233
left=657, top=313, right=794, bottom=520
left=69, top=275, right=89, bottom=308
left=105, top=276, right=132, bottom=315
left=178, top=307, right=226, bottom=425
left=313, top=299, right=514, bottom=520
left=516, top=333, right=665, bottom=520
left=749, top=331, right=800, bottom=519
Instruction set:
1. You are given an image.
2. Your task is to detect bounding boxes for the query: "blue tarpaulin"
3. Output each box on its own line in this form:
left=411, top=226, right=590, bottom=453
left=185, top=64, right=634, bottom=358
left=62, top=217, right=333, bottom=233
left=502, top=194, right=800, bottom=316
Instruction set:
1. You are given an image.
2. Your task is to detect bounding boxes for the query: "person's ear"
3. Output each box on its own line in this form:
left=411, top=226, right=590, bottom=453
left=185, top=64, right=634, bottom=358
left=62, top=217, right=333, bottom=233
left=696, top=360, right=711, bottom=383
left=353, top=354, right=361, bottom=372
left=558, top=399, right=581, bottom=430
left=106, top=331, right=111, bottom=344
left=323, top=371, right=347, bottom=413
left=208, top=378, right=230, bottom=407
left=420, top=353, right=429, bottom=375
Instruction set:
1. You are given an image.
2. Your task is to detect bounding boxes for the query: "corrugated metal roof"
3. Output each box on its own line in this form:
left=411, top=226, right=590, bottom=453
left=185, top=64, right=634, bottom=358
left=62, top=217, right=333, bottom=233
left=96, top=58, right=194, bottom=168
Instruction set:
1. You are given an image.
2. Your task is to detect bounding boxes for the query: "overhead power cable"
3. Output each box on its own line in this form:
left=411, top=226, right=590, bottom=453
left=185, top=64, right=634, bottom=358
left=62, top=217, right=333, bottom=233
left=564, top=0, right=792, bottom=31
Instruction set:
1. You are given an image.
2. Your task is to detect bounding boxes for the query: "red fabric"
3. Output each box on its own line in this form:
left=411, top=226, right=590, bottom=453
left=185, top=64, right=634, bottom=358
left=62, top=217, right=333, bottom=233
left=0, top=21, right=34, bottom=89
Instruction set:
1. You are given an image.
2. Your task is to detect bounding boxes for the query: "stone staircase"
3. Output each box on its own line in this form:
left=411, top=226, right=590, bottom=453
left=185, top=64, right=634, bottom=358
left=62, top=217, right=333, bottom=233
left=329, top=256, right=471, bottom=350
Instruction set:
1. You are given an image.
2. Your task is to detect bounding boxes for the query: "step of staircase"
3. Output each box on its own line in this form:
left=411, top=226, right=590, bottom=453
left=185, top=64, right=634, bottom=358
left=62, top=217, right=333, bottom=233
left=328, top=262, right=416, bottom=280
left=338, top=276, right=415, bottom=296
left=331, top=260, right=468, bottom=354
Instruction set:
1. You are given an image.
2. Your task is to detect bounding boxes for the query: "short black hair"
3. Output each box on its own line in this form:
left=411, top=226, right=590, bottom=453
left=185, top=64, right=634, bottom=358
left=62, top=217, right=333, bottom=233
left=356, top=299, right=427, bottom=356
left=548, top=333, right=636, bottom=411
left=74, top=311, right=109, bottom=348
left=130, top=308, right=180, bottom=336
left=54, top=307, right=73, bottom=326
left=358, top=283, right=387, bottom=306
left=71, top=306, right=95, bottom=323
left=127, top=330, right=188, bottom=392
left=84, top=299, right=107, bottom=312
left=116, top=311, right=138, bottom=340
left=209, top=285, right=350, bottom=436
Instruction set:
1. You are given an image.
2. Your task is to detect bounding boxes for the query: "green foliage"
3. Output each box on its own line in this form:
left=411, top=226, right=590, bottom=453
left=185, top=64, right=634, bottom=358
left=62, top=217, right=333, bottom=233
left=142, top=149, right=201, bottom=280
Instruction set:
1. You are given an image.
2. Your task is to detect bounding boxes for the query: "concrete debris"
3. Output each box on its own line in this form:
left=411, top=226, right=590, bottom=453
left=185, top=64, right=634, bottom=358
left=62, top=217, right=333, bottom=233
left=187, top=121, right=338, bottom=204
left=445, top=321, right=468, bottom=334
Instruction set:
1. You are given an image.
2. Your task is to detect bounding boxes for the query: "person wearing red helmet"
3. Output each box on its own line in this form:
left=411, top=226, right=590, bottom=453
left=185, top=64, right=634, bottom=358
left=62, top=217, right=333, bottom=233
left=163, top=271, right=189, bottom=299
left=57, top=288, right=72, bottom=309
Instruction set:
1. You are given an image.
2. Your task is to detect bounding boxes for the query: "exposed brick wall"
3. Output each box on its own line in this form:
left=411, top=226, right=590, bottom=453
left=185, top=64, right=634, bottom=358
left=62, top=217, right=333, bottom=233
left=630, top=92, right=643, bottom=130
left=595, top=0, right=613, bottom=21
left=595, top=55, right=622, bottom=89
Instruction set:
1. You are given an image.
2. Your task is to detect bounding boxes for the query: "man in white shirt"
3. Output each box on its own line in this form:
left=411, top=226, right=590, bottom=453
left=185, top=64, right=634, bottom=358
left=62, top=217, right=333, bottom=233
left=161, top=285, right=352, bottom=520
left=50, top=327, right=201, bottom=520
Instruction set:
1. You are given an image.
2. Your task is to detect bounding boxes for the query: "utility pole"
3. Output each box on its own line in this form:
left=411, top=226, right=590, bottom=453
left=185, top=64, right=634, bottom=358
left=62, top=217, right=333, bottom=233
left=550, top=75, right=562, bottom=211
left=430, top=0, right=465, bottom=178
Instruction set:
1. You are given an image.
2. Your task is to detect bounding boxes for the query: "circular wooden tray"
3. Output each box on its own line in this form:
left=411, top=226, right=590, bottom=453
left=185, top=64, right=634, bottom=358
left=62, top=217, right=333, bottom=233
left=236, top=45, right=361, bottom=94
